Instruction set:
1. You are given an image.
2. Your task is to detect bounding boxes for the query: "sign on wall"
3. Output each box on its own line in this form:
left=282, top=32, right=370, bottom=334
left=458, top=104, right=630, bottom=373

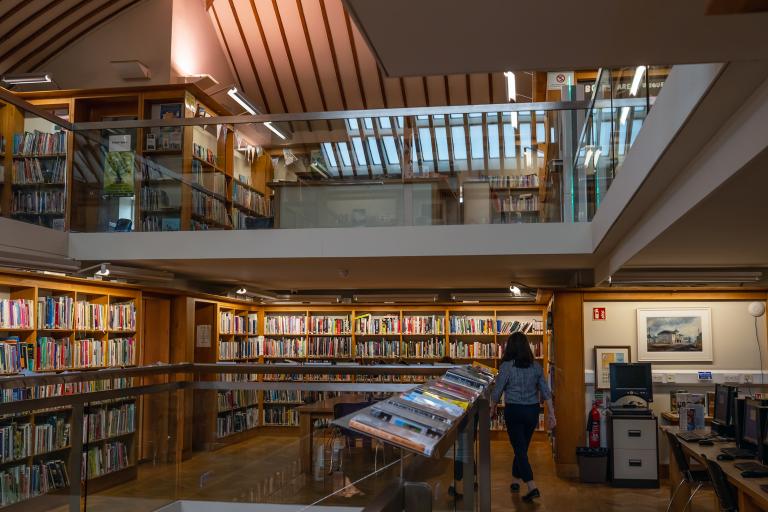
left=592, top=307, right=607, bottom=320
left=547, top=71, right=574, bottom=90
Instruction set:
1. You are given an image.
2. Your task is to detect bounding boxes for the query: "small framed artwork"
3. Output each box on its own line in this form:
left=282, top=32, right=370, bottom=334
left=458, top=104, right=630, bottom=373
left=637, top=308, right=713, bottom=362
left=594, top=346, right=632, bottom=390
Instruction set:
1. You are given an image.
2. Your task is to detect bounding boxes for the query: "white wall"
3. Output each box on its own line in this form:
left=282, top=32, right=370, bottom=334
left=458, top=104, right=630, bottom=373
left=43, top=0, right=173, bottom=88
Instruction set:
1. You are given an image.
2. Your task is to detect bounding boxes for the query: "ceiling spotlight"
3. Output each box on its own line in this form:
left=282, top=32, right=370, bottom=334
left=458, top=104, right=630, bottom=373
left=510, top=285, right=522, bottom=297
left=236, top=287, right=247, bottom=295
left=227, top=87, right=290, bottom=141
left=1, top=73, right=52, bottom=85
left=95, top=263, right=110, bottom=277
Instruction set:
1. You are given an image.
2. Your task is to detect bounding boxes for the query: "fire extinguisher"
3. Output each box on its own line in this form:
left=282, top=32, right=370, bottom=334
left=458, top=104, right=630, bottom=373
left=587, top=401, right=601, bottom=448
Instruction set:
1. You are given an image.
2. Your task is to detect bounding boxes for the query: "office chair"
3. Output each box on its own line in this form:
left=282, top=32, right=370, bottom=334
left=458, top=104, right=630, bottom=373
left=113, top=218, right=132, bottom=232
left=702, top=456, right=739, bottom=512
left=665, top=431, right=711, bottom=512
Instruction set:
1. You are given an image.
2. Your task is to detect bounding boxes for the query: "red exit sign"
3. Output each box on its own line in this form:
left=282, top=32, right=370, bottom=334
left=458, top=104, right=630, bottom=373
left=592, top=307, right=606, bottom=320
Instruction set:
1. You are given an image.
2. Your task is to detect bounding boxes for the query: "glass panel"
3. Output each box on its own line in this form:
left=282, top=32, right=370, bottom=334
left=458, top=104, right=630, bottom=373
left=451, top=125, right=467, bottom=161
left=418, top=127, right=434, bottom=162
left=470, top=124, right=484, bottom=160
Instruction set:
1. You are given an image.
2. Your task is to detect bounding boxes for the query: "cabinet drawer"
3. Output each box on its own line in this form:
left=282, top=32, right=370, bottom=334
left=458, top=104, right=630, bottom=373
left=613, top=449, right=658, bottom=481
left=612, top=419, right=656, bottom=450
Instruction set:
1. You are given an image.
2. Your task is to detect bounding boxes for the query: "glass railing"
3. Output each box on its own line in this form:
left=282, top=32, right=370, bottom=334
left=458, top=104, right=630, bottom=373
left=0, top=69, right=666, bottom=233
left=0, top=363, right=490, bottom=512
left=574, top=66, right=670, bottom=220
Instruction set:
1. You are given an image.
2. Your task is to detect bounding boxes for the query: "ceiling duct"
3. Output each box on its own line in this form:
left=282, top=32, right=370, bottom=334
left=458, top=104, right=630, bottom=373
left=352, top=293, right=439, bottom=304
left=608, top=270, right=764, bottom=286
left=450, top=292, right=537, bottom=303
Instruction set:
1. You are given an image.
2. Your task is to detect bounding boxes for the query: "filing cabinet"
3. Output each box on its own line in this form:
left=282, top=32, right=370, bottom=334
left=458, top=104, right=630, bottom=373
left=607, top=411, right=659, bottom=488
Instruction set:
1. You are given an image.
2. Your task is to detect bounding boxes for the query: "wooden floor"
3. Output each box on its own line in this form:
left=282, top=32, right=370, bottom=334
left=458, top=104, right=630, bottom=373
left=77, top=434, right=715, bottom=512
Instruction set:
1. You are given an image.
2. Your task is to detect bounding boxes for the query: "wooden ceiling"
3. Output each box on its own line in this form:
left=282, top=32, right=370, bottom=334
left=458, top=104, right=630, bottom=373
left=207, top=0, right=527, bottom=114
left=0, top=0, right=143, bottom=75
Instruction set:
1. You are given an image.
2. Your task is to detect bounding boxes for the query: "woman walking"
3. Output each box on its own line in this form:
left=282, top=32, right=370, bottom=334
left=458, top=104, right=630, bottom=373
left=490, top=331, right=556, bottom=502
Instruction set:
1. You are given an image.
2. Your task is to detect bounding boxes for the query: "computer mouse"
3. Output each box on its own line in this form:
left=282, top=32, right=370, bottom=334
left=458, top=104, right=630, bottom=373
left=698, top=440, right=714, bottom=446
left=718, top=454, right=735, bottom=461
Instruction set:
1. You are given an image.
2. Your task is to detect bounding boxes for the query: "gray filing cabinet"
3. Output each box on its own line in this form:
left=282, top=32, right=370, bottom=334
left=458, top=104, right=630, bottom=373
left=607, top=411, right=659, bottom=488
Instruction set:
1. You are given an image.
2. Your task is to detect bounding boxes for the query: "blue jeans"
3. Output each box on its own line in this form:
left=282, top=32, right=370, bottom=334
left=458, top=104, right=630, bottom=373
left=504, top=403, right=540, bottom=482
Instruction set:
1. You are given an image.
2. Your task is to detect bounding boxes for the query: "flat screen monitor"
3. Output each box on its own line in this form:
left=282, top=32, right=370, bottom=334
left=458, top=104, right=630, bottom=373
left=609, top=363, right=653, bottom=404
left=742, top=399, right=767, bottom=448
left=713, top=384, right=735, bottom=425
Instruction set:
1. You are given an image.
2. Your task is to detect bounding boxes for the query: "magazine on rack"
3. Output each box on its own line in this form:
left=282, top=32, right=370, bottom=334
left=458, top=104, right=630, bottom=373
left=348, top=412, right=441, bottom=456
left=445, top=366, right=493, bottom=390
left=388, top=395, right=455, bottom=425
left=431, top=379, right=479, bottom=401
left=400, top=389, right=464, bottom=419
left=422, top=386, right=470, bottom=410
left=372, top=400, right=450, bottom=435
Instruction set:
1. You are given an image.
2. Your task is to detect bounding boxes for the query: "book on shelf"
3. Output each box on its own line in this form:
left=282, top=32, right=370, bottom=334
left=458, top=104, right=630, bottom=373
left=12, top=158, right=65, bottom=185
left=404, top=338, right=445, bottom=358
left=142, top=215, right=180, bottom=232
left=488, top=173, right=539, bottom=189
left=72, top=338, right=104, bottom=368
left=496, top=319, right=542, bottom=335
left=219, top=336, right=261, bottom=360
left=263, top=390, right=302, bottom=404
left=36, top=337, right=72, bottom=371
left=494, top=193, right=539, bottom=214
left=0, top=337, right=34, bottom=374
left=308, top=336, right=351, bottom=357
left=247, top=313, right=257, bottom=334
left=108, top=302, right=136, bottom=331
left=12, top=130, right=66, bottom=156
left=192, top=189, right=231, bottom=228
left=449, top=316, right=494, bottom=335
left=0, top=422, right=32, bottom=462
left=37, top=296, right=74, bottom=330
left=355, top=314, right=400, bottom=335
left=233, top=182, right=270, bottom=217
left=83, top=402, right=136, bottom=442
left=402, top=315, right=444, bottom=335
left=263, top=405, right=299, bottom=426
left=449, top=340, right=501, bottom=359
left=0, top=299, right=33, bottom=329
left=140, top=187, right=176, bottom=211
left=0, top=459, right=70, bottom=507
left=356, top=339, right=399, bottom=358
left=192, top=143, right=217, bottom=166
left=217, top=408, right=259, bottom=437
left=12, top=190, right=65, bottom=215
left=264, top=315, right=306, bottom=335
left=309, top=315, right=350, bottom=335
left=261, top=337, right=304, bottom=358
left=217, top=389, right=258, bottom=411
left=34, top=414, right=71, bottom=455
left=75, top=301, right=105, bottom=331
left=81, top=440, right=130, bottom=479
left=139, top=157, right=175, bottom=182
left=106, top=337, right=135, bottom=366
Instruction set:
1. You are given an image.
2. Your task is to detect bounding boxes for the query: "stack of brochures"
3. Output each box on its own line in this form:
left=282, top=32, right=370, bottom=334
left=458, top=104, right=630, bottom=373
left=338, top=365, right=495, bottom=457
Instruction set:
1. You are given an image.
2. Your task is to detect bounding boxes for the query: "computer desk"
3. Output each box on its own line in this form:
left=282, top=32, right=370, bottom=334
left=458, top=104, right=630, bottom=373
left=661, top=425, right=768, bottom=511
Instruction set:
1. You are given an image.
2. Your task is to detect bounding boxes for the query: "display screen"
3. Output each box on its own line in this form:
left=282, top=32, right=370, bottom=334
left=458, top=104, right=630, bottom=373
left=744, top=404, right=760, bottom=445
left=714, top=384, right=730, bottom=423
left=610, top=363, right=653, bottom=403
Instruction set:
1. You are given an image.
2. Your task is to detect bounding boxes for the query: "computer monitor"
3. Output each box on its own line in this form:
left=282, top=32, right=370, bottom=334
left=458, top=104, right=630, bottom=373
left=740, top=398, right=768, bottom=451
left=609, top=363, right=653, bottom=404
left=712, top=384, right=738, bottom=436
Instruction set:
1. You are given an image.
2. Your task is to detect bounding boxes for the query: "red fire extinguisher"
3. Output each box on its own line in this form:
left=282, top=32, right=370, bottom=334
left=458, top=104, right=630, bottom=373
left=588, top=402, right=601, bottom=448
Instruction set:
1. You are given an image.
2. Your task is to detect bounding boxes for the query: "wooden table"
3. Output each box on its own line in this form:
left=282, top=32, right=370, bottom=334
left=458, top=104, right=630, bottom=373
left=298, top=394, right=369, bottom=474
left=661, top=411, right=714, bottom=425
left=661, top=425, right=768, bottom=511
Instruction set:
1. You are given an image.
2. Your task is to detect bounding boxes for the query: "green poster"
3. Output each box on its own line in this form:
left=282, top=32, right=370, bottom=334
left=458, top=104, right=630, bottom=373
left=104, top=151, right=135, bottom=196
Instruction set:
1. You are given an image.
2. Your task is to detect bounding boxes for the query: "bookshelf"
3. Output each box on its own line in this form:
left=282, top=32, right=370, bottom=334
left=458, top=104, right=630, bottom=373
left=13, top=85, right=274, bottom=233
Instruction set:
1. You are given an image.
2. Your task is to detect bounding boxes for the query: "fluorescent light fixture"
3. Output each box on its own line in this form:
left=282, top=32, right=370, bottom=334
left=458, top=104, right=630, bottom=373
left=620, top=106, right=630, bottom=125
left=450, top=292, right=534, bottom=303
left=630, top=66, right=647, bottom=97
left=608, top=270, right=763, bottom=286
left=95, top=263, right=110, bottom=277
left=263, top=121, right=288, bottom=141
left=593, top=148, right=602, bottom=167
left=1, top=73, right=52, bottom=85
left=236, top=287, right=247, bottom=295
left=227, top=87, right=257, bottom=114
left=584, top=148, right=593, bottom=167
left=353, top=294, right=438, bottom=304
left=504, top=71, right=517, bottom=102
left=510, top=285, right=522, bottom=297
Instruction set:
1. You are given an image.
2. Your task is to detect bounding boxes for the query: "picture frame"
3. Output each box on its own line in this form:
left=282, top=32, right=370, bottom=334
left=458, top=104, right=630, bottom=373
left=594, top=346, right=632, bottom=390
left=637, top=308, right=713, bottom=362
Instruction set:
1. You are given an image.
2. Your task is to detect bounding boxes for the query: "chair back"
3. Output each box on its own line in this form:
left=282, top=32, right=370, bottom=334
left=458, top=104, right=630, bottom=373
left=666, top=431, right=693, bottom=481
left=702, top=456, right=739, bottom=511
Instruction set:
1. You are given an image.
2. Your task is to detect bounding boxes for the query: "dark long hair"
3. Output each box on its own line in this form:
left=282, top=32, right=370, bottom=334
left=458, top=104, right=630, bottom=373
left=502, top=331, right=534, bottom=368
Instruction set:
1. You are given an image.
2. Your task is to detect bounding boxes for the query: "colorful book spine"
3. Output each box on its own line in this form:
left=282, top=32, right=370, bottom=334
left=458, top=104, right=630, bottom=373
left=402, top=315, right=444, bottom=335
left=449, top=340, right=502, bottom=359
left=0, top=423, right=31, bottom=462
left=309, top=316, right=350, bottom=334
left=106, top=337, right=135, bottom=366
left=0, top=299, right=33, bottom=329
left=36, top=336, right=72, bottom=371
left=83, top=402, right=136, bottom=443
left=308, top=336, right=351, bottom=357
left=36, top=296, right=74, bottom=330
left=264, top=315, right=306, bottom=335
left=75, top=302, right=105, bottom=331
left=219, top=337, right=261, bottom=360
left=262, top=337, right=304, bottom=357
left=0, top=459, right=69, bottom=507
left=34, top=414, right=71, bottom=455
left=219, top=311, right=234, bottom=334
left=450, top=316, right=495, bottom=335
left=262, top=405, right=299, bottom=426
left=108, top=302, right=136, bottom=331
left=217, top=389, right=259, bottom=412
left=72, top=338, right=104, bottom=368
left=356, top=339, right=400, bottom=358
left=217, top=407, right=259, bottom=437
left=81, top=441, right=130, bottom=479
left=355, top=315, right=401, bottom=334
left=404, top=338, right=445, bottom=358
left=12, top=131, right=66, bottom=156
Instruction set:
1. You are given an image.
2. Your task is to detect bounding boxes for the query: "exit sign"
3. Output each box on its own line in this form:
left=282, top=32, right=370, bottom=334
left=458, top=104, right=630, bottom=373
left=592, top=307, right=606, bottom=320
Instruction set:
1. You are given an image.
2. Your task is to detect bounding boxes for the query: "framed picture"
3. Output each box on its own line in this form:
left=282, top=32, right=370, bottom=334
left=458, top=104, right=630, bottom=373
left=637, top=308, right=713, bottom=362
left=594, top=346, right=631, bottom=390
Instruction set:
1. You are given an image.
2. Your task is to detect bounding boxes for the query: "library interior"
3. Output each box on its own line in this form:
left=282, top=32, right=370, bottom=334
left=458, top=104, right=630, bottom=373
left=0, top=0, right=768, bottom=511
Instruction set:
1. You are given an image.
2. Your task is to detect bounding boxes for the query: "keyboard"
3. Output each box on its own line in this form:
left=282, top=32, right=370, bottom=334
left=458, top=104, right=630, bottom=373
left=677, top=431, right=710, bottom=442
left=736, top=462, right=768, bottom=472
left=721, top=447, right=757, bottom=459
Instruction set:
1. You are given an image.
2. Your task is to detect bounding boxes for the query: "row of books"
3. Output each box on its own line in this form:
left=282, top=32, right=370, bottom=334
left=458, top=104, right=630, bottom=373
left=0, top=415, right=71, bottom=461
left=0, top=299, right=33, bottom=329
left=34, top=415, right=71, bottom=455
left=449, top=317, right=495, bottom=335
left=35, top=337, right=134, bottom=370
left=75, top=302, right=105, bottom=331
left=140, top=187, right=176, bottom=212
left=0, top=378, right=132, bottom=404
left=404, top=339, right=446, bottom=358
left=496, top=319, right=543, bottom=335
left=307, top=337, right=351, bottom=357
left=217, top=408, right=258, bottom=438
left=402, top=315, right=445, bottom=335
left=138, top=157, right=173, bottom=182
left=449, top=341, right=503, bottom=359
left=309, top=316, right=350, bottom=335
left=356, top=339, right=399, bottom=358
left=219, top=338, right=260, bottom=360
left=12, top=190, right=65, bottom=214
left=494, top=194, right=538, bottom=213
left=192, top=189, right=231, bottom=227
left=264, top=315, right=306, bottom=335
left=0, top=459, right=69, bottom=507
left=217, top=389, right=259, bottom=412
left=263, top=405, right=299, bottom=426
left=12, top=158, right=66, bottom=185
left=191, top=161, right=226, bottom=196
left=142, top=215, right=179, bottom=232
left=488, top=173, right=539, bottom=189
left=12, top=131, right=66, bottom=156
left=81, top=441, right=130, bottom=479
left=192, top=143, right=217, bottom=166
left=233, top=210, right=270, bottom=229
left=261, top=337, right=304, bottom=358
left=355, top=315, right=400, bottom=335
left=344, top=365, right=494, bottom=456
left=233, top=182, right=270, bottom=217
left=0, top=338, right=26, bottom=374
left=263, top=390, right=302, bottom=403
left=0, top=423, right=31, bottom=462
left=37, top=296, right=73, bottom=330
left=83, top=402, right=135, bottom=442
left=219, top=312, right=257, bottom=335
left=109, top=303, right=136, bottom=332
left=30, top=298, right=136, bottom=332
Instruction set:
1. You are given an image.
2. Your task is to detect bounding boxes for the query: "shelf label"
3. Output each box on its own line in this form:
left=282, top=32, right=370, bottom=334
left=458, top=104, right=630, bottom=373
left=592, top=307, right=606, bottom=321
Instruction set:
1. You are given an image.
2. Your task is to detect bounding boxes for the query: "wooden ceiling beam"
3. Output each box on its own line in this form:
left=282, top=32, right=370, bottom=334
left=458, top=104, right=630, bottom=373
left=344, top=11, right=368, bottom=109
left=318, top=0, right=348, bottom=110
left=248, top=0, right=289, bottom=113
left=0, top=0, right=61, bottom=47
left=223, top=0, right=268, bottom=112
left=210, top=4, right=246, bottom=98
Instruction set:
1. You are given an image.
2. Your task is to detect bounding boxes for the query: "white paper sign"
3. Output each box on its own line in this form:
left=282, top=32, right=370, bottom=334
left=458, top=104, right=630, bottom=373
left=196, top=324, right=211, bottom=348
left=108, top=134, right=131, bottom=152
left=547, top=71, right=574, bottom=90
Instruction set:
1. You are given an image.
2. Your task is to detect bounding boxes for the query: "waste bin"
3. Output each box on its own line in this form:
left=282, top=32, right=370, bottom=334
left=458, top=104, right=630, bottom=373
left=576, top=447, right=609, bottom=483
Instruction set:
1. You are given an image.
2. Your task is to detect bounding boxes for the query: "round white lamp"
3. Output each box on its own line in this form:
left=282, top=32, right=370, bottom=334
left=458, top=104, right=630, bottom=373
left=748, top=302, right=766, bottom=317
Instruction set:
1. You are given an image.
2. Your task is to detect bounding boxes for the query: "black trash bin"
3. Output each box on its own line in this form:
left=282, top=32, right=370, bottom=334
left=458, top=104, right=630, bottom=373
left=576, top=447, right=609, bottom=483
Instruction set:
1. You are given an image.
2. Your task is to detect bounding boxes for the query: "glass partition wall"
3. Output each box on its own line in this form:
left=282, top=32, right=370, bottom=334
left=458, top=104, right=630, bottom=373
left=0, top=67, right=667, bottom=233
